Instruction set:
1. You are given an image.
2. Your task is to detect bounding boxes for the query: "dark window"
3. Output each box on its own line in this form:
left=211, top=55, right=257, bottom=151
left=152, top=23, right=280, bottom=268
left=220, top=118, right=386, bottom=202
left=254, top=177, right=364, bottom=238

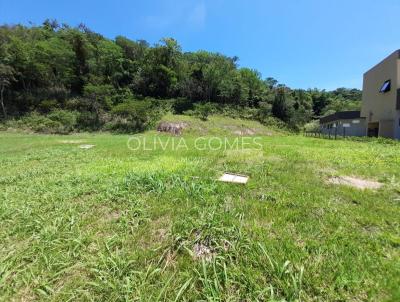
left=380, top=80, right=391, bottom=93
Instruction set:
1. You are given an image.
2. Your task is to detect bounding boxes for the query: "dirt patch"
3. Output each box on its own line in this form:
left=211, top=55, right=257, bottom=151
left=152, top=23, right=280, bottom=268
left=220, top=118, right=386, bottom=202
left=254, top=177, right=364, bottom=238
left=327, top=176, right=383, bottom=190
left=60, top=139, right=86, bottom=144
left=78, top=144, right=95, bottom=149
left=157, top=122, right=188, bottom=135
left=96, top=206, right=121, bottom=223
left=105, top=210, right=121, bottom=222
left=233, top=128, right=256, bottom=136
left=150, top=216, right=171, bottom=242
left=224, top=125, right=273, bottom=136
left=136, top=216, right=171, bottom=250
left=13, top=286, right=36, bottom=302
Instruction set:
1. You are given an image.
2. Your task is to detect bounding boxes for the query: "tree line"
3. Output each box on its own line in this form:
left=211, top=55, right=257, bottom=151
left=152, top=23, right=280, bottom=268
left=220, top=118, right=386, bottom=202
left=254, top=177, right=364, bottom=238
left=0, top=20, right=361, bottom=133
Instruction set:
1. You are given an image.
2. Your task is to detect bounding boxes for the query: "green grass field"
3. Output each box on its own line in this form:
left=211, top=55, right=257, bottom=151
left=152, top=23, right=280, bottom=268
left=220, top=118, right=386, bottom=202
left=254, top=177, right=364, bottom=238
left=1, top=115, right=399, bottom=301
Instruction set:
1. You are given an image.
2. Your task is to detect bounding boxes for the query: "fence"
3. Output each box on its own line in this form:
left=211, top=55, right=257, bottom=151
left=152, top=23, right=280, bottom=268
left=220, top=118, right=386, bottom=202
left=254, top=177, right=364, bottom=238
left=304, top=128, right=347, bottom=139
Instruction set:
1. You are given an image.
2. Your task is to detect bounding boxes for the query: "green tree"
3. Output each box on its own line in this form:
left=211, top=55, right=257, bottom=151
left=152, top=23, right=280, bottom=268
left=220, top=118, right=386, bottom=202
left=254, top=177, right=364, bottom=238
left=239, top=68, right=266, bottom=106
left=0, top=64, right=15, bottom=118
left=272, top=87, right=293, bottom=122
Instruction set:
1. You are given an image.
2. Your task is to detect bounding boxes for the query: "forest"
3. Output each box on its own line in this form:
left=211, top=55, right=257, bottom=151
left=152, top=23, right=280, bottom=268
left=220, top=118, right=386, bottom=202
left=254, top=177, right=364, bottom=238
left=0, top=20, right=362, bottom=133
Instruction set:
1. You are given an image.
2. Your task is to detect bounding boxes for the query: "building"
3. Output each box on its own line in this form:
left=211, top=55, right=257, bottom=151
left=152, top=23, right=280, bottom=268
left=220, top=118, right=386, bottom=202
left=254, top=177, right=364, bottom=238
left=320, top=111, right=366, bottom=137
left=319, top=50, right=400, bottom=139
left=361, top=50, right=400, bottom=139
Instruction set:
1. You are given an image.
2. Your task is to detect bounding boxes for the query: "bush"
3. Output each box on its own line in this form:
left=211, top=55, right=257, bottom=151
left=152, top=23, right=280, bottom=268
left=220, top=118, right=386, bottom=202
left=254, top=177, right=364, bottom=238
left=258, top=116, right=290, bottom=131
left=220, top=105, right=259, bottom=120
left=83, top=84, right=114, bottom=110
left=38, top=99, right=59, bottom=113
left=17, top=112, right=63, bottom=134
left=47, top=110, right=78, bottom=133
left=192, top=103, right=214, bottom=121
left=106, top=100, right=161, bottom=133
left=4, top=110, right=79, bottom=134
left=303, top=120, right=320, bottom=132
left=65, top=97, right=85, bottom=111
left=171, top=98, right=193, bottom=114
left=255, top=102, right=272, bottom=120
left=76, top=111, right=104, bottom=131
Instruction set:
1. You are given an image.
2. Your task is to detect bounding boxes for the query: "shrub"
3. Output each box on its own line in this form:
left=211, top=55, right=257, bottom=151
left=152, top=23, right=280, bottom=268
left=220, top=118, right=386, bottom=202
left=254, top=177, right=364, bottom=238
left=172, top=98, right=193, bottom=114
left=193, top=103, right=214, bottom=121
left=5, top=110, right=79, bottom=134
left=220, top=105, right=258, bottom=119
left=255, top=102, right=273, bottom=120
left=258, top=116, right=290, bottom=131
left=47, top=110, right=78, bottom=133
left=107, top=100, right=161, bottom=133
left=17, top=112, right=63, bottom=134
left=76, top=111, right=104, bottom=131
left=38, top=99, right=59, bottom=113
left=303, top=120, right=320, bottom=132
left=65, top=97, right=85, bottom=111
left=83, top=84, right=114, bottom=110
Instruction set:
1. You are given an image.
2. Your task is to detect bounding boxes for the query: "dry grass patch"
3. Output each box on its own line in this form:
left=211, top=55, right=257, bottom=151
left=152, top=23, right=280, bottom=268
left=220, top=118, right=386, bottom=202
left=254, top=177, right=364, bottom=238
left=327, top=176, right=383, bottom=190
left=59, top=139, right=86, bottom=144
left=78, top=144, right=95, bottom=149
left=12, top=287, right=36, bottom=302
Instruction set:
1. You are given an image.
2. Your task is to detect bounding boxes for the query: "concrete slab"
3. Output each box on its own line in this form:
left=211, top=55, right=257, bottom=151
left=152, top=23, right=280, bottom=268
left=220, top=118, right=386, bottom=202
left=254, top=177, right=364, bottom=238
left=218, top=173, right=249, bottom=184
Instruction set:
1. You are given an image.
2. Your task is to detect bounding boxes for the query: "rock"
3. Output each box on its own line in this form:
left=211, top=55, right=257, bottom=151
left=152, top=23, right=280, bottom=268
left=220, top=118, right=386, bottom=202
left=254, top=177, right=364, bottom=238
left=157, top=122, right=188, bottom=135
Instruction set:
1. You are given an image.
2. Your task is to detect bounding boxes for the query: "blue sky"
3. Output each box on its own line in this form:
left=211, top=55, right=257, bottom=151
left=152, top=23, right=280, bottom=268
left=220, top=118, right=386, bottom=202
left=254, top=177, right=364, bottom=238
left=1, top=0, right=399, bottom=90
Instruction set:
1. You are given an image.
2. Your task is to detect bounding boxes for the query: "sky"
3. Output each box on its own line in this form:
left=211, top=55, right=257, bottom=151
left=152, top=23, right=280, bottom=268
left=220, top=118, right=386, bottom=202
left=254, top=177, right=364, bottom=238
left=1, top=0, right=399, bottom=90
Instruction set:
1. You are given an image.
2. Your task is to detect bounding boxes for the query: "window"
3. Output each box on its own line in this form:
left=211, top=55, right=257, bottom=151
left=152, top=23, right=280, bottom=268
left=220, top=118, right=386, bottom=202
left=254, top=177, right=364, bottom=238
left=380, top=80, right=391, bottom=93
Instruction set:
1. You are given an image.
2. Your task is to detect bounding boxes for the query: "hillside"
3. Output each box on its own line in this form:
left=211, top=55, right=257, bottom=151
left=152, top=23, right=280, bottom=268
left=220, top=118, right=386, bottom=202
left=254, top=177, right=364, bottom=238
left=1, top=22, right=361, bottom=132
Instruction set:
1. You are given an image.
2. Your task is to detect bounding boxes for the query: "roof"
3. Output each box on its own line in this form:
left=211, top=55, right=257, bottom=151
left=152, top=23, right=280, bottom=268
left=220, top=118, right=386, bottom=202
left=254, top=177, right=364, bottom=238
left=320, top=111, right=363, bottom=124
left=363, top=49, right=400, bottom=76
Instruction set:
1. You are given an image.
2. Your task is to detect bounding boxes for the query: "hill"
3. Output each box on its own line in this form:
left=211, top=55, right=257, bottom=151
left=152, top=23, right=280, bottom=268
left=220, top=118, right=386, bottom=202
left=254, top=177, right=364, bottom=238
left=1, top=21, right=361, bottom=132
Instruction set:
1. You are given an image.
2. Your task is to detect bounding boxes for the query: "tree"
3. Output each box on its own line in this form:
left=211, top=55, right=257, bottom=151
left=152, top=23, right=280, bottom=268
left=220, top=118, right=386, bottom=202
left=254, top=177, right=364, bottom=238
left=265, top=77, right=278, bottom=89
left=88, top=39, right=124, bottom=87
left=0, top=64, right=15, bottom=118
left=272, top=87, right=293, bottom=122
left=65, top=29, right=91, bottom=93
left=309, top=89, right=329, bottom=116
left=290, top=89, right=313, bottom=125
left=0, top=21, right=363, bottom=130
left=239, top=68, right=266, bottom=106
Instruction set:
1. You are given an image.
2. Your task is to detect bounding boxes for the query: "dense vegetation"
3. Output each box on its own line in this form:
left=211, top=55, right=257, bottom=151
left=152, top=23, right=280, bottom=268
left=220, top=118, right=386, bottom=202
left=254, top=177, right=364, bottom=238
left=0, top=20, right=361, bottom=133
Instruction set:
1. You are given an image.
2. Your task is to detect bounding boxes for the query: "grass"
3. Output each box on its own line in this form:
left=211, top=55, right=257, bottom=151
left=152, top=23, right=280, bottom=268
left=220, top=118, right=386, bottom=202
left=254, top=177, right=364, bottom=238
left=0, top=115, right=399, bottom=301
